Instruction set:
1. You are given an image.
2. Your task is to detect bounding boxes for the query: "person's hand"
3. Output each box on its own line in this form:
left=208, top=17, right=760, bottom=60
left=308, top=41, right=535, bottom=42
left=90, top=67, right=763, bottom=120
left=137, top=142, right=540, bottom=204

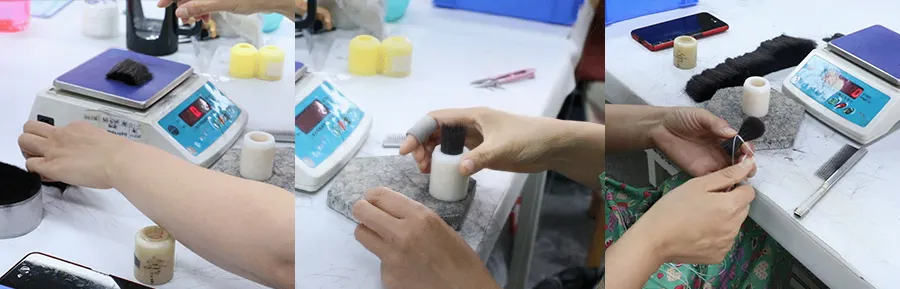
left=17, top=121, right=134, bottom=189
left=352, top=187, right=500, bottom=289
left=650, top=107, right=757, bottom=177
left=157, top=0, right=288, bottom=23
left=399, top=107, right=564, bottom=176
left=633, top=157, right=756, bottom=264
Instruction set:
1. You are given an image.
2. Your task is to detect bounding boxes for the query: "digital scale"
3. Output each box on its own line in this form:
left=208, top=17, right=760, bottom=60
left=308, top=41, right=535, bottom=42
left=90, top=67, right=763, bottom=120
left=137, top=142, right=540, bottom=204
left=294, top=62, right=372, bottom=192
left=294, top=62, right=372, bottom=191
left=30, top=48, right=248, bottom=167
left=783, top=25, right=900, bottom=144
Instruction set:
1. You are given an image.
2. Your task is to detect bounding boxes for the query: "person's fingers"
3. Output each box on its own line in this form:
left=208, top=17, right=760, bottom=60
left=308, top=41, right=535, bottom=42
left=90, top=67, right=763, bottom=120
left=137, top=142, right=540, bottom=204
left=18, top=133, right=50, bottom=157
left=701, top=157, right=755, bottom=191
left=354, top=225, right=391, bottom=258
left=175, top=0, right=229, bottom=19
left=24, top=157, right=53, bottom=177
left=460, top=141, right=500, bottom=175
left=427, top=108, right=482, bottom=128
left=399, top=135, right=419, bottom=155
left=694, top=109, right=736, bottom=139
left=720, top=184, right=757, bottom=212
left=364, top=187, right=424, bottom=219
left=352, top=200, right=401, bottom=239
left=23, top=121, right=55, bottom=138
left=738, top=143, right=757, bottom=177
left=157, top=0, right=176, bottom=8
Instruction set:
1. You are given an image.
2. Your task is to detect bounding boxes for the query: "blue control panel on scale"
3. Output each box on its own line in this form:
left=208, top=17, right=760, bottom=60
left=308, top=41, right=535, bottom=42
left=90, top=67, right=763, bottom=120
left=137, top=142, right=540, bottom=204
left=158, top=82, right=242, bottom=156
left=295, top=81, right=365, bottom=168
left=789, top=55, right=890, bottom=128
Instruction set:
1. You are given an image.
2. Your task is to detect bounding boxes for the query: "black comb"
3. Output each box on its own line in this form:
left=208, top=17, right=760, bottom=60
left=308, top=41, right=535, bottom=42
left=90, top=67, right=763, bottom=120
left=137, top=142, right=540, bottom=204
left=106, top=59, right=153, bottom=86
left=815, top=145, right=858, bottom=180
left=721, top=117, right=766, bottom=158
left=440, top=124, right=467, bottom=155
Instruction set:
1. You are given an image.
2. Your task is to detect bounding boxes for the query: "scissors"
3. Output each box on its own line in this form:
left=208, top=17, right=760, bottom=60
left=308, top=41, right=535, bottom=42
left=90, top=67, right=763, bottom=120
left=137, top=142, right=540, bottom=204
left=471, top=68, right=536, bottom=90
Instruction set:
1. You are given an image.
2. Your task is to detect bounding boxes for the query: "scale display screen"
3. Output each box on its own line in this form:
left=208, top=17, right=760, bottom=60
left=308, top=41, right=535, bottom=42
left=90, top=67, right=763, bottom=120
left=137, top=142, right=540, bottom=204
left=177, top=98, right=211, bottom=127
left=791, top=55, right=891, bottom=127
left=295, top=81, right=365, bottom=169
left=295, top=100, right=329, bottom=134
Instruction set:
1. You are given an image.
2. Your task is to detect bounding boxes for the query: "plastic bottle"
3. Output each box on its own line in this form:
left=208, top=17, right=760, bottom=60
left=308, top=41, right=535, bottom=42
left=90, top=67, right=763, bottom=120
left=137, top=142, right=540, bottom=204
left=0, top=0, right=30, bottom=32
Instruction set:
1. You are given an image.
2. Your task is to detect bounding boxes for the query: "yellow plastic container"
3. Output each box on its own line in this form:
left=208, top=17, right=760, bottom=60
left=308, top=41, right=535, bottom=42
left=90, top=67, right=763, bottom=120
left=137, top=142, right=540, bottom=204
left=256, top=45, right=285, bottom=81
left=347, top=35, right=381, bottom=76
left=379, top=36, right=413, bottom=77
left=229, top=43, right=258, bottom=79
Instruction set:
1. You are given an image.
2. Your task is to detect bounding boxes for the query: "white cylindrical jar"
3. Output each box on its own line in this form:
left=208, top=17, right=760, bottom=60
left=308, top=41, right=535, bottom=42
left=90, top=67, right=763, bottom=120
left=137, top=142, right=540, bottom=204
left=82, top=0, right=119, bottom=39
left=239, top=131, right=276, bottom=181
left=428, top=145, right=469, bottom=202
left=673, top=35, right=698, bottom=69
left=134, top=225, right=176, bottom=285
left=742, top=76, right=771, bottom=117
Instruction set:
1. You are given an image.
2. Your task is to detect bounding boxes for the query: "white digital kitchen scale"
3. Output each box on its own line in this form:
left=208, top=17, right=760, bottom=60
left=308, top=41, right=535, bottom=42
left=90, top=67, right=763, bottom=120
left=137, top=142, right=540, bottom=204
left=294, top=65, right=372, bottom=192
left=30, top=49, right=248, bottom=167
left=783, top=25, right=900, bottom=144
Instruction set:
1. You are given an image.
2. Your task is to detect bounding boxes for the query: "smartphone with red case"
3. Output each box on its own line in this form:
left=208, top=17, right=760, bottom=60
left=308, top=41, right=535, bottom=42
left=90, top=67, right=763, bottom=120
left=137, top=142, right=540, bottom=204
left=630, top=12, right=729, bottom=51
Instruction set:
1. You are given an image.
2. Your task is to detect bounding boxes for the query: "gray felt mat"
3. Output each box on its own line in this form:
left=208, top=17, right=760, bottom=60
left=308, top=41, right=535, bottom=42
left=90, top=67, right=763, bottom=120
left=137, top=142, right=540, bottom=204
left=209, top=147, right=296, bottom=192
left=699, top=87, right=805, bottom=150
left=326, top=155, right=475, bottom=230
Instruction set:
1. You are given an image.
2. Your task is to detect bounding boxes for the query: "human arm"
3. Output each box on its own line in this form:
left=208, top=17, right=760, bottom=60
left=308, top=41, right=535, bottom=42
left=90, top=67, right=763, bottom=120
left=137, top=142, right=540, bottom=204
left=18, top=121, right=294, bottom=288
left=400, top=107, right=603, bottom=190
left=605, top=104, right=755, bottom=177
left=604, top=158, right=756, bottom=289
left=352, top=187, right=502, bottom=289
left=158, top=0, right=295, bottom=19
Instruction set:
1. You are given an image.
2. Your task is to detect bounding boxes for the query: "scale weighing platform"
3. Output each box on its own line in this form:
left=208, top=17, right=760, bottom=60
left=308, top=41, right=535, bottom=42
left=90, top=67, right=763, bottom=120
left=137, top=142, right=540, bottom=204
left=784, top=25, right=900, bottom=144
left=30, top=48, right=248, bottom=167
left=294, top=62, right=372, bottom=191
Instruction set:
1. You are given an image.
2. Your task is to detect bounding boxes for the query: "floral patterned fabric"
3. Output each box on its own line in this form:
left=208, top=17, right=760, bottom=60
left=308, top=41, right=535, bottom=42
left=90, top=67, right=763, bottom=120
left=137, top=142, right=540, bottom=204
left=603, top=172, right=791, bottom=288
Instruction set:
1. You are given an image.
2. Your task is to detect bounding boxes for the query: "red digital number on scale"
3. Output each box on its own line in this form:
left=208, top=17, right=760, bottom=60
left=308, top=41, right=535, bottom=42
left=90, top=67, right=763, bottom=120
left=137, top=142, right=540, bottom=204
left=850, top=88, right=863, bottom=98
left=189, top=106, right=202, bottom=117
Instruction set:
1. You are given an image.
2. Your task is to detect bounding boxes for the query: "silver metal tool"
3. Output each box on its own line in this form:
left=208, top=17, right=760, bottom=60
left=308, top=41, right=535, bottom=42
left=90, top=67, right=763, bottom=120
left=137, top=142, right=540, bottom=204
left=794, top=145, right=867, bottom=218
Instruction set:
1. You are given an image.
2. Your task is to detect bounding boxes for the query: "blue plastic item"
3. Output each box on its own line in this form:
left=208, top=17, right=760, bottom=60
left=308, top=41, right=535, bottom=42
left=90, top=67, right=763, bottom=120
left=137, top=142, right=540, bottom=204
left=31, top=0, right=72, bottom=19
left=606, top=0, right=699, bottom=25
left=385, top=0, right=411, bottom=22
left=433, top=0, right=580, bottom=26
left=261, top=13, right=282, bottom=33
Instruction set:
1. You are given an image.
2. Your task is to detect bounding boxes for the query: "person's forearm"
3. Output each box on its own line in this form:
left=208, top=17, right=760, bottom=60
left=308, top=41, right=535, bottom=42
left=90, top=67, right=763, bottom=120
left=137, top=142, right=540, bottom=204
left=605, top=104, right=668, bottom=153
left=551, top=121, right=604, bottom=189
left=605, top=224, right=664, bottom=289
left=108, top=142, right=294, bottom=288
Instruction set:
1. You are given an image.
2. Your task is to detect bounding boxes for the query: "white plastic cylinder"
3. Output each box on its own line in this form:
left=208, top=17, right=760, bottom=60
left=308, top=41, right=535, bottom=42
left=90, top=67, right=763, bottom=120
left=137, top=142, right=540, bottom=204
left=134, top=225, right=176, bottom=286
left=673, top=35, right=698, bottom=69
left=742, top=76, right=771, bottom=117
left=256, top=45, right=285, bottom=81
left=428, top=146, right=469, bottom=202
left=82, top=0, right=119, bottom=39
left=240, top=131, right=276, bottom=181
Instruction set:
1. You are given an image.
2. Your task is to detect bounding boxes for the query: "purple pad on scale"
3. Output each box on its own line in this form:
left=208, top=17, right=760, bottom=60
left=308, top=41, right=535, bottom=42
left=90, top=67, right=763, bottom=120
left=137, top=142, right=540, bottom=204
left=829, top=25, right=900, bottom=84
left=54, top=48, right=192, bottom=108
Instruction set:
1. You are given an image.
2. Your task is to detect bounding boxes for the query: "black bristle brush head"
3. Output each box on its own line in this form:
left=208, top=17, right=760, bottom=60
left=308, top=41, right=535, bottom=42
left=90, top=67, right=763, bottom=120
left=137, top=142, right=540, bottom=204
left=721, top=117, right=766, bottom=158
left=0, top=161, right=42, bottom=206
left=440, top=124, right=467, bottom=155
left=106, top=59, right=153, bottom=86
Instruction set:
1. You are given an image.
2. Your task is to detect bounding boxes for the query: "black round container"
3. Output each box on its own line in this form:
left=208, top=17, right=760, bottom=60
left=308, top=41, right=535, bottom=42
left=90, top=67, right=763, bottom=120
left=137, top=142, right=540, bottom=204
left=0, top=161, right=44, bottom=239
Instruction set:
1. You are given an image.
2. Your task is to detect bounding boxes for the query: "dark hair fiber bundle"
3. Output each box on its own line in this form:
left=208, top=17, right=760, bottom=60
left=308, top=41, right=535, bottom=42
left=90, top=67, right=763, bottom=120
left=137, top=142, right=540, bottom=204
left=685, top=35, right=818, bottom=103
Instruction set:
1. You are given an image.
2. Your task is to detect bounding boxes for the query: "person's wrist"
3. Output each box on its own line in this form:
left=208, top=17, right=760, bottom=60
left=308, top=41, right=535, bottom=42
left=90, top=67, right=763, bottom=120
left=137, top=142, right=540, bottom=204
left=104, top=141, right=142, bottom=189
left=626, top=216, right=669, bottom=264
left=647, top=107, right=679, bottom=149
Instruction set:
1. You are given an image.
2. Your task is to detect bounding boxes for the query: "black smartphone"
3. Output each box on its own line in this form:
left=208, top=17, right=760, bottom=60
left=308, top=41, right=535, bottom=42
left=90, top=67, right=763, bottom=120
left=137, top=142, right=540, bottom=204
left=630, top=12, right=729, bottom=51
left=0, top=252, right=152, bottom=289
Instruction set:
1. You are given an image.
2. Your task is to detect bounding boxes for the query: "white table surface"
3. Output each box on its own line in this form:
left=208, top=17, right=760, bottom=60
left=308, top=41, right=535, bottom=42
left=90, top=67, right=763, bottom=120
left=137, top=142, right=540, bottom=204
left=0, top=2, right=294, bottom=288
left=294, top=1, right=578, bottom=288
left=605, top=1, right=900, bottom=288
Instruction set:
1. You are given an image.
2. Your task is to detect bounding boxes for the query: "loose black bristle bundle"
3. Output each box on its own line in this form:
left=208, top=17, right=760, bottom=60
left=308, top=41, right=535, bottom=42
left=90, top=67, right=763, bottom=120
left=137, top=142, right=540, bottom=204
left=685, top=35, right=817, bottom=102
left=823, top=33, right=845, bottom=42
left=814, top=145, right=858, bottom=179
left=721, top=117, right=766, bottom=158
left=106, top=59, right=153, bottom=86
left=0, top=162, right=41, bottom=205
left=440, top=124, right=467, bottom=155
